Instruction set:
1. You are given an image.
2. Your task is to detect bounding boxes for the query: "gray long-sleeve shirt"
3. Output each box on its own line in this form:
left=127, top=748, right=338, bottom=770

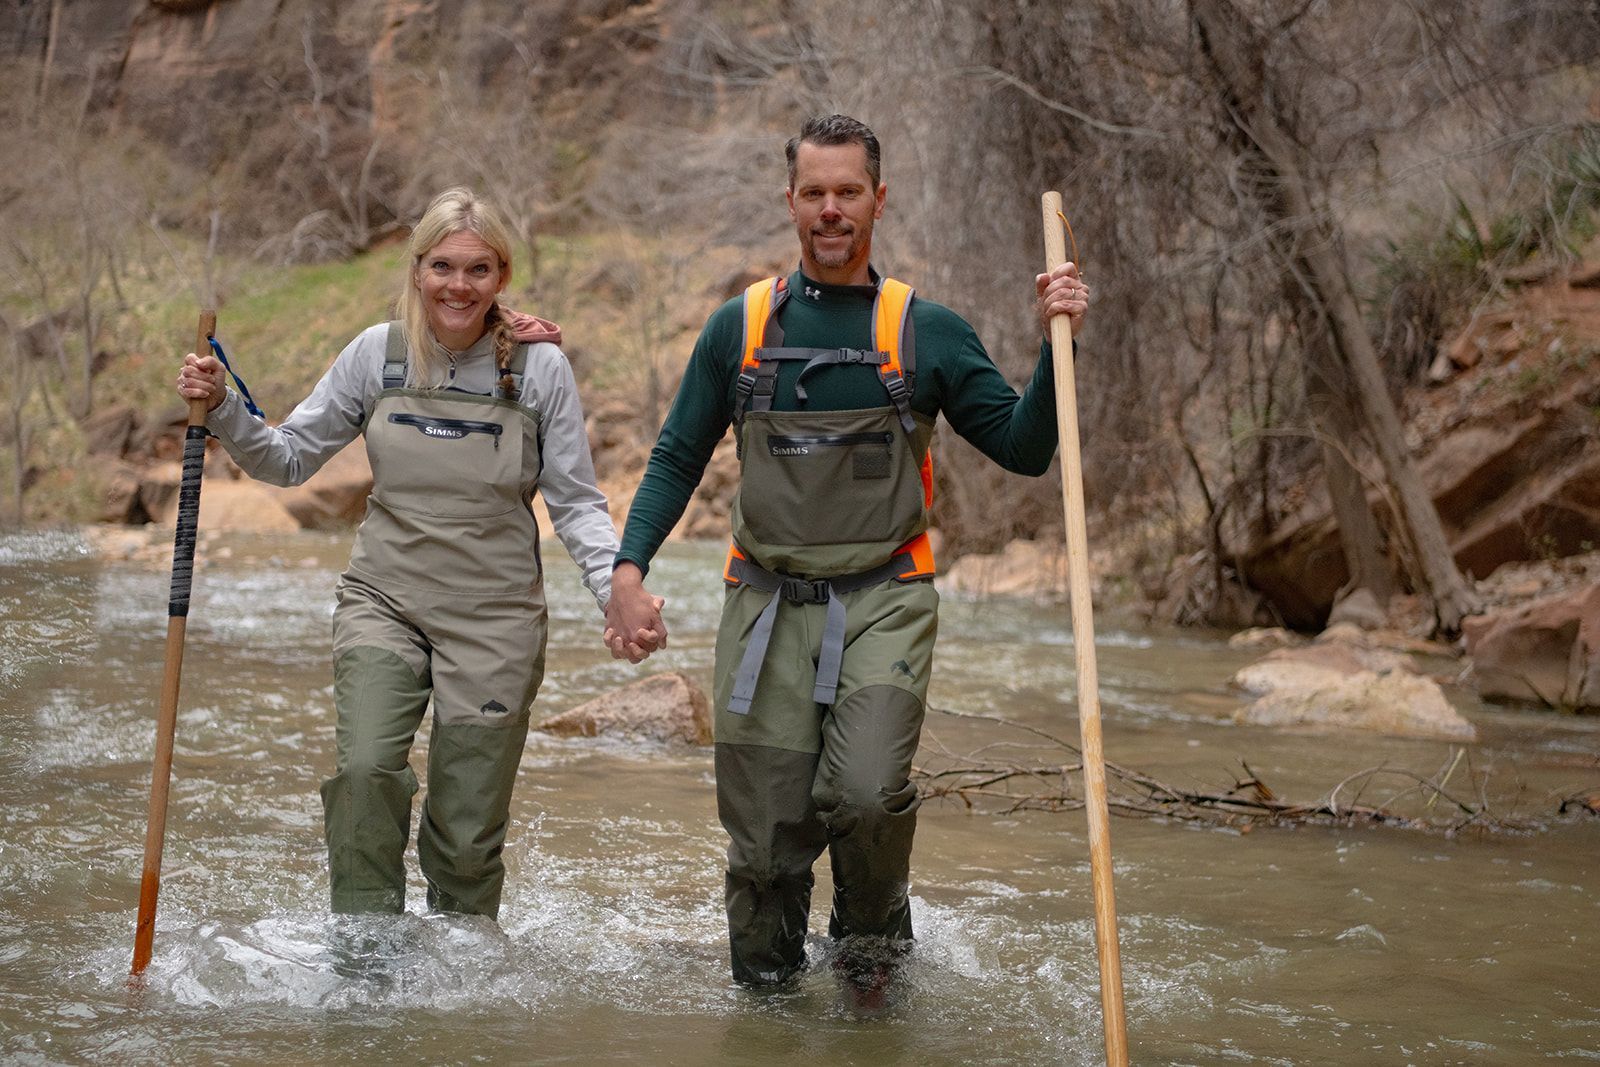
left=205, top=324, right=617, bottom=608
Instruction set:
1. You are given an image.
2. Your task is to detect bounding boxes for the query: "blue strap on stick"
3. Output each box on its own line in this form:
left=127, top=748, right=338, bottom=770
left=207, top=336, right=266, bottom=418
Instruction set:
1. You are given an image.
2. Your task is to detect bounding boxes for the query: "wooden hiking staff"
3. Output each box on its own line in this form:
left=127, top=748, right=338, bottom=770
left=1040, top=192, right=1128, bottom=1065
left=131, top=309, right=215, bottom=977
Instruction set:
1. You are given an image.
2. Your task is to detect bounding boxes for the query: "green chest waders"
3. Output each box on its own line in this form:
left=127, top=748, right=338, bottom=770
left=321, top=324, right=548, bottom=918
left=713, top=277, right=942, bottom=986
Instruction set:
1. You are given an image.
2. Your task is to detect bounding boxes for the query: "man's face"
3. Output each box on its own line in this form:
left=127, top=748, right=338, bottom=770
left=786, top=141, right=885, bottom=285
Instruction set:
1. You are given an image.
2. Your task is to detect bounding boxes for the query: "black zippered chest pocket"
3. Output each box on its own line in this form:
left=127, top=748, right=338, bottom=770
left=389, top=412, right=504, bottom=447
left=765, top=431, right=893, bottom=456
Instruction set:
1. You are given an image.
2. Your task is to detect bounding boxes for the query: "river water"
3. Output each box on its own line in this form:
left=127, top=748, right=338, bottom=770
left=0, top=529, right=1596, bottom=1065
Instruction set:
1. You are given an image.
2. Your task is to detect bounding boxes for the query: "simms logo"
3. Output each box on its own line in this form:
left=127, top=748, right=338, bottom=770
left=423, top=425, right=466, bottom=439
left=769, top=443, right=809, bottom=456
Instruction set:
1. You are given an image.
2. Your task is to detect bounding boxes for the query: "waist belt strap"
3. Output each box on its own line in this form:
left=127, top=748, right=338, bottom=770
left=726, top=551, right=922, bottom=715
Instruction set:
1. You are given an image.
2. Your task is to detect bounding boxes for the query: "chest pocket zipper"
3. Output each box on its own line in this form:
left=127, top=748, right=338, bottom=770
left=765, top=431, right=893, bottom=456
left=389, top=412, right=503, bottom=449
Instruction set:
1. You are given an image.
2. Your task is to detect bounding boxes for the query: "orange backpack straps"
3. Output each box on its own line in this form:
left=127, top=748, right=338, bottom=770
left=875, top=277, right=936, bottom=579
left=872, top=277, right=917, bottom=434
left=734, top=277, right=786, bottom=428
left=739, top=277, right=780, bottom=372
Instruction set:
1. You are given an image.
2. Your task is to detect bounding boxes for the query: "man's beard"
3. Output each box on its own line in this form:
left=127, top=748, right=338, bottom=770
left=807, top=224, right=868, bottom=269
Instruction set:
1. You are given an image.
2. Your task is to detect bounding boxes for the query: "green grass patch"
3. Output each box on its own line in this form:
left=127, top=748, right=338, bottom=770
left=4, top=222, right=751, bottom=525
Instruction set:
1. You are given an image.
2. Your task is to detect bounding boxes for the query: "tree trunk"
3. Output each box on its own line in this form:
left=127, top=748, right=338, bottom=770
left=1301, top=318, right=1396, bottom=606
left=6, top=328, right=27, bottom=526
left=78, top=281, right=96, bottom=416
left=36, top=0, right=62, bottom=102
left=1190, top=0, right=1482, bottom=634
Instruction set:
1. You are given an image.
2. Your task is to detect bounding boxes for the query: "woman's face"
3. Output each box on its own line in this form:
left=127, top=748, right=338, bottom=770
left=415, top=230, right=506, bottom=350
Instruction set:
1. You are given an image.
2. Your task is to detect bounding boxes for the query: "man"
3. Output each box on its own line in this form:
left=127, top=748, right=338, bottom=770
left=604, top=114, right=1088, bottom=987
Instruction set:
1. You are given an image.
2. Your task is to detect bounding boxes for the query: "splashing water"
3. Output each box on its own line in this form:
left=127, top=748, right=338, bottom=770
left=1, top=531, right=1597, bottom=1064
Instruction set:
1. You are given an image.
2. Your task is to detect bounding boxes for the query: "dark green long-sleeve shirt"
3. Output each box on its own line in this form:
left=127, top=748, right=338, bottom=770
left=616, top=268, right=1060, bottom=573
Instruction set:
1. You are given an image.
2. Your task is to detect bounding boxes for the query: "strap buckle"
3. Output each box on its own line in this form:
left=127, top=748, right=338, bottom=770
left=882, top=369, right=916, bottom=433
left=779, top=577, right=831, bottom=604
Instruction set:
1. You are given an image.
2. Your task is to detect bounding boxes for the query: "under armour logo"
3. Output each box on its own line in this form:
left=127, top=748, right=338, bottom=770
left=804, top=285, right=822, bottom=299
left=480, top=699, right=508, bottom=716
left=891, top=660, right=917, bottom=681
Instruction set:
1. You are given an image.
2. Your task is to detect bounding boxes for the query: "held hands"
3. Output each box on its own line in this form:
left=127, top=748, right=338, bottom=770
left=176, top=352, right=228, bottom=412
left=604, top=562, right=668, bottom=664
left=1034, top=261, right=1089, bottom=337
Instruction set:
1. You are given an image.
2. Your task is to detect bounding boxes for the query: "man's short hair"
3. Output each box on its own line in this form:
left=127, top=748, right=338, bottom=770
left=785, top=114, right=881, bottom=189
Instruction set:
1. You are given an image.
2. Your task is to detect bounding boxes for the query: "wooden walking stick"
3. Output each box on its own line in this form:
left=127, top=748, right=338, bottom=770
left=1040, top=192, right=1128, bottom=1065
left=131, top=310, right=216, bottom=977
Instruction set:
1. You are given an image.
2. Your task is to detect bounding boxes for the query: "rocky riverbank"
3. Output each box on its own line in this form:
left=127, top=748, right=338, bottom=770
left=68, top=241, right=1600, bottom=730
left=83, top=517, right=1600, bottom=739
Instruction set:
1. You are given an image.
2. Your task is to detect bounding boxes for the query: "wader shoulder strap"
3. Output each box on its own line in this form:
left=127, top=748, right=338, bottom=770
left=381, top=324, right=529, bottom=401
left=873, top=278, right=917, bottom=434
left=735, top=277, right=785, bottom=425
left=871, top=277, right=935, bottom=581
left=382, top=321, right=407, bottom=389
left=722, top=546, right=923, bottom=714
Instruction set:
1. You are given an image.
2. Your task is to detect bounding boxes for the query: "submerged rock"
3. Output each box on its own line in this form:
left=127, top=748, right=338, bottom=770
left=1236, top=668, right=1476, bottom=741
left=1228, top=627, right=1305, bottom=651
left=537, top=671, right=712, bottom=746
left=83, top=524, right=163, bottom=562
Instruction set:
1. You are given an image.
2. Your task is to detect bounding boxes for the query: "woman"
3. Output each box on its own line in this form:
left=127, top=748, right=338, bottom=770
left=177, top=187, right=661, bottom=918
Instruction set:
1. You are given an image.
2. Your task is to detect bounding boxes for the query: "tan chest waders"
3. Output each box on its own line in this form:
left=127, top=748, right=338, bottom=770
left=321, top=323, right=549, bottom=918
left=712, top=276, right=943, bottom=987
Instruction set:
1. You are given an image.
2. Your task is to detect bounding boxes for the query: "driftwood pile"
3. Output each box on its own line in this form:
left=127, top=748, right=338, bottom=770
left=915, top=707, right=1598, bottom=835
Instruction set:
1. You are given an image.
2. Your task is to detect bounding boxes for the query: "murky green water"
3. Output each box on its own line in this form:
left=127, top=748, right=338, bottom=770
left=0, top=529, right=1596, bottom=1065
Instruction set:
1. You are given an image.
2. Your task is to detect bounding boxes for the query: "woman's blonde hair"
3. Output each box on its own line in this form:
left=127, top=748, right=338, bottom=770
left=396, top=187, right=516, bottom=388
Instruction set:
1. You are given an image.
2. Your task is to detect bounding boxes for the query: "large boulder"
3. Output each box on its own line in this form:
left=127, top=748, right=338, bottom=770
left=536, top=672, right=713, bottom=746
left=194, top=481, right=301, bottom=532
left=265, top=444, right=373, bottom=530
left=96, top=459, right=147, bottom=523
left=137, top=460, right=183, bottom=522
left=137, top=462, right=299, bottom=532
left=137, top=441, right=372, bottom=533
left=1230, top=514, right=1347, bottom=630
left=82, top=403, right=142, bottom=458
left=940, top=539, right=1070, bottom=600
left=1447, top=450, right=1600, bottom=584
left=1233, top=631, right=1477, bottom=741
left=1463, top=584, right=1600, bottom=711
